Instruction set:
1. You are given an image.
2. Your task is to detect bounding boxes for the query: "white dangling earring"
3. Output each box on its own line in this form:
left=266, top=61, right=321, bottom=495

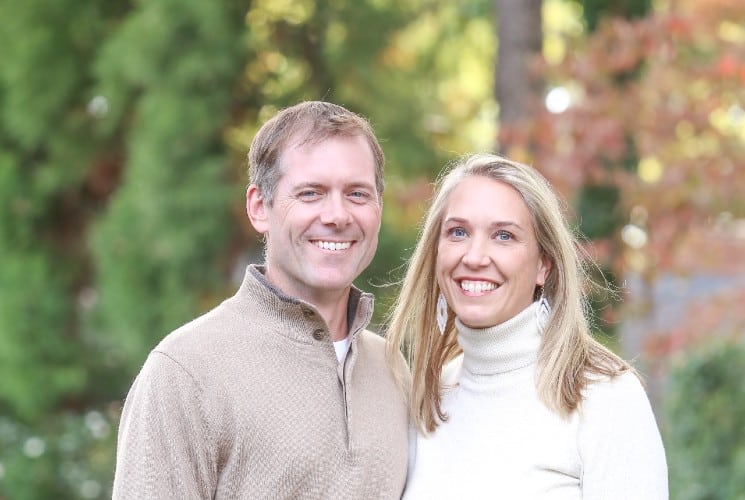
left=436, top=293, right=449, bottom=335
left=536, top=286, right=551, bottom=332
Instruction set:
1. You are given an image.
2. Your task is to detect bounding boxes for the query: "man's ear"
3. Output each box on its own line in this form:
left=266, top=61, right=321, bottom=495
left=246, top=185, right=269, bottom=234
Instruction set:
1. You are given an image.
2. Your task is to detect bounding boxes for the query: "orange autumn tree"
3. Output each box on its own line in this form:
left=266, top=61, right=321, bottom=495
left=502, top=0, right=745, bottom=359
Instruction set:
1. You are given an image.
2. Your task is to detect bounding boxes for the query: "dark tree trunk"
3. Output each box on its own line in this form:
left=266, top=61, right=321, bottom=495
left=494, top=0, right=543, bottom=150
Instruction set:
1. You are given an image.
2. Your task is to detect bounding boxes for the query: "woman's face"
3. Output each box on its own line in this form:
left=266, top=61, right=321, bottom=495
left=436, top=175, right=550, bottom=329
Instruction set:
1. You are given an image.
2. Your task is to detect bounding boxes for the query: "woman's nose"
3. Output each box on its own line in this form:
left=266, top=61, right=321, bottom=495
left=461, top=237, right=490, bottom=268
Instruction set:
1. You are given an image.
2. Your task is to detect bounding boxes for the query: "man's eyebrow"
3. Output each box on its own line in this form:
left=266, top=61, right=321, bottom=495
left=346, top=181, right=376, bottom=190
left=291, top=182, right=324, bottom=190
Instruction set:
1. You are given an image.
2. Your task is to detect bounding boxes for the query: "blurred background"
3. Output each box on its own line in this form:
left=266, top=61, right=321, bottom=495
left=1, top=0, right=744, bottom=498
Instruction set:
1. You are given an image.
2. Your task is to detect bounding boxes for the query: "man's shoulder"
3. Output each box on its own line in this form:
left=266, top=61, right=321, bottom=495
left=354, top=329, right=411, bottom=383
left=356, top=328, right=384, bottom=343
left=354, top=328, right=389, bottom=356
left=154, top=299, right=246, bottom=359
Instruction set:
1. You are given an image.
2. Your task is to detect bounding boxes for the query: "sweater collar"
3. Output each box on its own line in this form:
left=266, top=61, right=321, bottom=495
left=236, top=264, right=374, bottom=340
left=455, top=302, right=541, bottom=377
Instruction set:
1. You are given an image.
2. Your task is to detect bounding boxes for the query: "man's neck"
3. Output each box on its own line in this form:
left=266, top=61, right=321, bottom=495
left=310, top=292, right=350, bottom=342
left=259, top=267, right=352, bottom=341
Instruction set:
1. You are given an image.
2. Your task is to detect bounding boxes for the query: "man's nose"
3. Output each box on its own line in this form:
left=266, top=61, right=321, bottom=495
left=319, top=194, right=353, bottom=227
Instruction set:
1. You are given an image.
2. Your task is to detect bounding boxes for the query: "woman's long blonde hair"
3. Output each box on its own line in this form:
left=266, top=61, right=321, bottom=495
left=385, top=154, right=631, bottom=434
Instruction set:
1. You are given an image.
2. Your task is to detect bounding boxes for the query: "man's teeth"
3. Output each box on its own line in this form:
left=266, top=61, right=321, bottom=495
left=314, top=241, right=351, bottom=251
left=460, top=280, right=497, bottom=293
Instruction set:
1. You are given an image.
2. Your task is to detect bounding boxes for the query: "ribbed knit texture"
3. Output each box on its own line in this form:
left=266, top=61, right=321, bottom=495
left=113, top=265, right=410, bottom=499
left=404, top=302, right=668, bottom=499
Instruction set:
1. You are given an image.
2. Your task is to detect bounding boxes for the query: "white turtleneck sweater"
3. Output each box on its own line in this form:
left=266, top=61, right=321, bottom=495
left=403, top=303, right=668, bottom=500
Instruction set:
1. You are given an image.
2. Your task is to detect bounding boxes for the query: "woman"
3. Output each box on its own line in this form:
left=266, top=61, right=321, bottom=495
left=386, top=154, right=667, bottom=499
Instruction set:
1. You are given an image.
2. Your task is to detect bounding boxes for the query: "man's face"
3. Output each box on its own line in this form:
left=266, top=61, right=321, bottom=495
left=247, top=135, right=382, bottom=303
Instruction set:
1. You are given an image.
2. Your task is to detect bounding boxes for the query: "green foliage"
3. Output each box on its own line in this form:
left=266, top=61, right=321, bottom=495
left=0, top=250, right=86, bottom=420
left=90, top=0, right=247, bottom=378
left=0, top=0, right=106, bottom=422
left=240, top=0, right=451, bottom=179
left=0, top=0, right=98, bottom=149
left=0, top=410, right=117, bottom=500
left=576, top=184, right=621, bottom=239
left=580, top=0, right=651, bottom=32
left=664, top=341, right=745, bottom=500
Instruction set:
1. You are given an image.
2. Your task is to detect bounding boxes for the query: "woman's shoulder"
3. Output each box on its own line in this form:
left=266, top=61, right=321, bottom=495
left=577, top=372, right=668, bottom=496
left=581, top=370, right=655, bottom=421
left=585, top=370, right=644, bottom=396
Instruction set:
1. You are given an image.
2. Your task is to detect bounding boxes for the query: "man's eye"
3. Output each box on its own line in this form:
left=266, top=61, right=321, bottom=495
left=298, top=190, right=320, bottom=199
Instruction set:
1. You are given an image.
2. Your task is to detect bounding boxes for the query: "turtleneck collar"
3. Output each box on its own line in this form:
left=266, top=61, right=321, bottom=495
left=455, top=302, right=541, bottom=378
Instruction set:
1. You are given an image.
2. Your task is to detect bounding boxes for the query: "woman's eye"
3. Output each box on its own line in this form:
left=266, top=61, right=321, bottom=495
left=496, top=230, right=512, bottom=241
left=448, top=227, right=467, bottom=238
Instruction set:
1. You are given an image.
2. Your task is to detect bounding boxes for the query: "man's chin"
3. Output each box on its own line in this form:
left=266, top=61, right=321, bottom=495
left=308, top=270, right=360, bottom=292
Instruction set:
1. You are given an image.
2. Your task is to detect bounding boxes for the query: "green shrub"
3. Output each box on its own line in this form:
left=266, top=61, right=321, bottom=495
left=664, top=340, right=745, bottom=500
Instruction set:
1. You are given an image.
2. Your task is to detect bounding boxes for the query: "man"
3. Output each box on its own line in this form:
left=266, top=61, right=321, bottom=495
left=113, top=101, right=410, bottom=499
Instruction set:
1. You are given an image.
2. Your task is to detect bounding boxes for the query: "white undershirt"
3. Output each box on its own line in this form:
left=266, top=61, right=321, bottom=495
left=333, top=336, right=351, bottom=363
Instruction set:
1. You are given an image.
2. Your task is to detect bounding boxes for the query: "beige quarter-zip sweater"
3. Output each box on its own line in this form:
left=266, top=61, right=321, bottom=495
left=113, top=265, right=410, bottom=499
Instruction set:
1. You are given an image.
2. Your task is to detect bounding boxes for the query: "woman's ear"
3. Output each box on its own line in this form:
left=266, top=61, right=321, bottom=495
left=537, top=253, right=552, bottom=287
left=246, top=185, right=269, bottom=234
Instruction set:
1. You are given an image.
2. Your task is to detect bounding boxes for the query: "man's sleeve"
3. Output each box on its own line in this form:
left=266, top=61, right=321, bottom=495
left=112, top=352, right=218, bottom=499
